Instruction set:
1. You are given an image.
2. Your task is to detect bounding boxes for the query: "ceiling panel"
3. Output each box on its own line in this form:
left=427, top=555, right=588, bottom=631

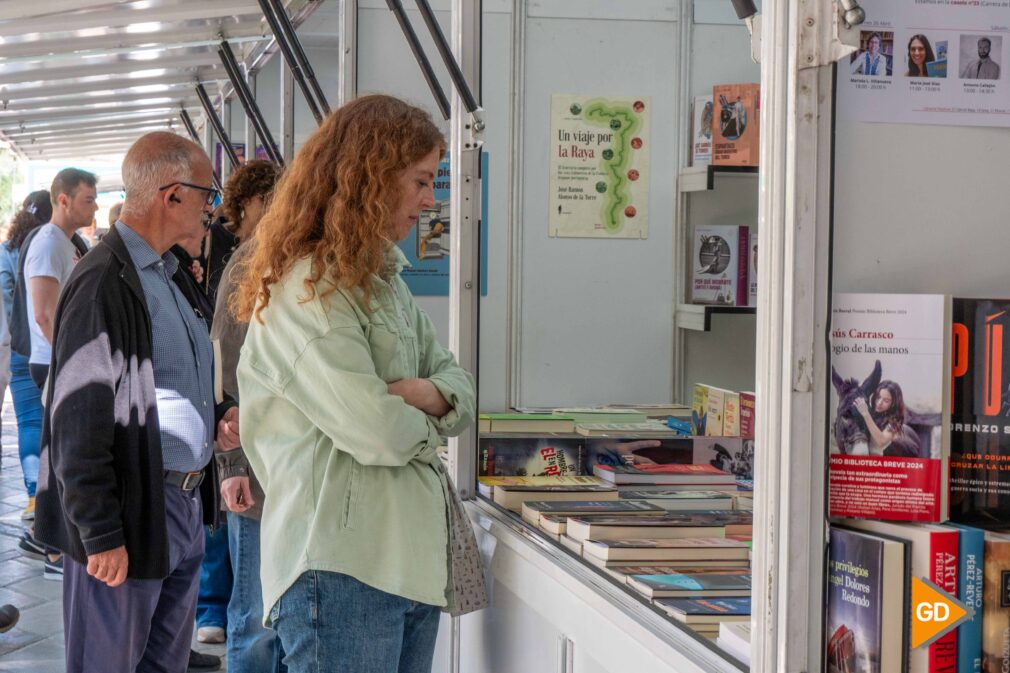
left=0, top=0, right=323, bottom=164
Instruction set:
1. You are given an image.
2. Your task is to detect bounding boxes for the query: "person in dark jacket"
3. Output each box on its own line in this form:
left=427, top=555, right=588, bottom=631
left=34, top=131, right=241, bottom=673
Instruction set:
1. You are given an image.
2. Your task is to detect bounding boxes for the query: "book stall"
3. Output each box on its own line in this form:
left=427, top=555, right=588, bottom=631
left=345, top=0, right=1010, bottom=672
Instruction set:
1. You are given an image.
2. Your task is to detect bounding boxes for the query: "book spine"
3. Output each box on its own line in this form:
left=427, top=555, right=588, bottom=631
left=736, top=227, right=749, bottom=306
left=739, top=392, right=756, bottom=439
left=930, top=530, right=960, bottom=673
left=692, top=384, right=709, bottom=436
left=723, top=392, right=741, bottom=437
left=706, top=387, right=725, bottom=437
left=953, top=526, right=983, bottom=673
left=748, top=231, right=758, bottom=308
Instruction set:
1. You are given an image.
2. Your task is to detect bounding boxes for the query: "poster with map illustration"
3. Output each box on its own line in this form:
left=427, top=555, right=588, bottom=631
left=548, top=95, right=650, bottom=238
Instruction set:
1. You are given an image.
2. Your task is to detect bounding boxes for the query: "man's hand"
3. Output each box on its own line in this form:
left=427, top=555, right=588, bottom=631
left=388, top=378, right=451, bottom=417
left=189, top=260, right=205, bottom=285
left=221, top=476, right=254, bottom=513
left=87, top=546, right=129, bottom=587
left=217, top=406, right=240, bottom=450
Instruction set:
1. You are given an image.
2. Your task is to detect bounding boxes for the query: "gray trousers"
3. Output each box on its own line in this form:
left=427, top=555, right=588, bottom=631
left=63, top=485, right=205, bottom=673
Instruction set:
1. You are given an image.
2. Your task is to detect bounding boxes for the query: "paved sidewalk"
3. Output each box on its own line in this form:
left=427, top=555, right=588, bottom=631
left=0, top=394, right=228, bottom=672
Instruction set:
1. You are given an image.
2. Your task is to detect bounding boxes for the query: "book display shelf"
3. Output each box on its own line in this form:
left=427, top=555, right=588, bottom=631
left=353, top=1, right=830, bottom=672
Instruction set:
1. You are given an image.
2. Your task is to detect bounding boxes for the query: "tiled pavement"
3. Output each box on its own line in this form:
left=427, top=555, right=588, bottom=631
left=0, top=394, right=228, bottom=672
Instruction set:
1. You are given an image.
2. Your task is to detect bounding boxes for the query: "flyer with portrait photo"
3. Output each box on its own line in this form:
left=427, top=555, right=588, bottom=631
left=836, top=0, right=1010, bottom=128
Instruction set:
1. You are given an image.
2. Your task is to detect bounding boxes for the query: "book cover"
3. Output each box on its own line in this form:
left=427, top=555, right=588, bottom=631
left=748, top=231, right=758, bottom=308
left=478, top=437, right=586, bottom=477
left=739, top=392, right=756, bottom=439
left=480, top=412, right=576, bottom=433
left=723, top=391, right=741, bottom=437
left=946, top=523, right=983, bottom=673
left=829, top=293, right=952, bottom=522
left=552, top=408, right=647, bottom=424
left=584, top=537, right=750, bottom=564
left=655, top=597, right=751, bottom=623
left=595, top=462, right=736, bottom=486
left=618, top=489, right=734, bottom=510
left=693, top=437, right=754, bottom=480
left=948, top=298, right=1010, bottom=527
left=567, top=511, right=747, bottom=543
left=711, top=83, right=760, bottom=166
left=691, top=226, right=749, bottom=307
left=825, top=526, right=909, bottom=673
left=575, top=420, right=680, bottom=438
left=692, top=95, right=714, bottom=167
left=626, top=570, right=751, bottom=598
left=520, top=499, right=664, bottom=526
left=492, top=484, right=618, bottom=512
left=478, top=475, right=602, bottom=488
left=844, top=518, right=958, bottom=673
left=706, top=387, right=726, bottom=437
left=982, top=532, right=1010, bottom=673
left=693, top=384, right=710, bottom=435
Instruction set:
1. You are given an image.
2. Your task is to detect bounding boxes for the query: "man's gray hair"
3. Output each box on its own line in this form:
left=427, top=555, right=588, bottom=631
left=120, top=132, right=203, bottom=218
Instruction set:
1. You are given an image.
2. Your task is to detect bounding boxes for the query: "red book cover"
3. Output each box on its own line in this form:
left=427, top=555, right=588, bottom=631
left=739, top=392, right=756, bottom=439
left=929, top=529, right=959, bottom=672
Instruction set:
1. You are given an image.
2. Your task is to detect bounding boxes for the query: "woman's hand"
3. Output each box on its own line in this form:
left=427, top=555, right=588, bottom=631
left=853, top=397, right=871, bottom=418
left=388, top=378, right=451, bottom=417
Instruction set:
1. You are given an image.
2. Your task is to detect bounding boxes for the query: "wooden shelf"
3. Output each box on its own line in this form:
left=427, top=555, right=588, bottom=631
left=676, top=303, right=756, bottom=331
left=679, top=165, right=759, bottom=192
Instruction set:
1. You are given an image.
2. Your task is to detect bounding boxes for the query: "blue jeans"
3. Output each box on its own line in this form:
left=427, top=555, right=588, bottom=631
left=9, top=351, right=42, bottom=496
left=271, top=570, right=440, bottom=673
left=197, top=521, right=232, bottom=629
left=227, top=513, right=285, bottom=673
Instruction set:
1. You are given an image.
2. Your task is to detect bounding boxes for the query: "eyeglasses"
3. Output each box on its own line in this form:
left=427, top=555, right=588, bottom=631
left=159, top=182, right=220, bottom=207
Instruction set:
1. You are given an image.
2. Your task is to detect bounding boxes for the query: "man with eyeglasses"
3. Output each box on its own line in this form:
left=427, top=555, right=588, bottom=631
left=35, top=132, right=241, bottom=673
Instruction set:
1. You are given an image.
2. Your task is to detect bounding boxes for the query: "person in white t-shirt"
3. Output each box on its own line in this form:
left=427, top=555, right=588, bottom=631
left=23, top=169, right=97, bottom=389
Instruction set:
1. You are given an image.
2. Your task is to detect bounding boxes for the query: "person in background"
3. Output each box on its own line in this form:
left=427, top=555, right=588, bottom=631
left=211, top=159, right=281, bottom=673
left=0, top=191, right=51, bottom=521
left=905, top=34, right=937, bottom=77
left=15, top=172, right=95, bottom=580
left=172, top=232, right=224, bottom=673
left=850, top=32, right=889, bottom=76
left=34, top=132, right=240, bottom=673
left=77, top=217, right=98, bottom=249
left=235, top=95, right=478, bottom=673
left=960, top=36, right=1001, bottom=80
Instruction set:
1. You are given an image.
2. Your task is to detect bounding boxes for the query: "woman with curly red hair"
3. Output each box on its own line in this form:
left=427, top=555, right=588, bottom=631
left=235, top=95, right=477, bottom=672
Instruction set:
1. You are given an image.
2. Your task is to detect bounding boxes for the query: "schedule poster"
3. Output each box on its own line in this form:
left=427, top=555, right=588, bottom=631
left=836, top=0, right=1010, bottom=128
left=548, top=94, right=650, bottom=239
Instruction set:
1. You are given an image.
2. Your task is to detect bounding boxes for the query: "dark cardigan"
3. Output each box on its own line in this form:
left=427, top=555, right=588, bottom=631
left=34, top=225, right=235, bottom=580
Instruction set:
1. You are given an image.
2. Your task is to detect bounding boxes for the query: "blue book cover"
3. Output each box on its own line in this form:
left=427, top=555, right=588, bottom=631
left=948, top=523, right=984, bottom=673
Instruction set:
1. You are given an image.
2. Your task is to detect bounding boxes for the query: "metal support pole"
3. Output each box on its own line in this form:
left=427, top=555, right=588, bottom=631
left=446, top=0, right=482, bottom=501
left=384, top=0, right=450, bottom=120
left=280, top=64, right=295, bottom=160
left=179, top=108, right=200, bottom=144
left=267, top=0, right=331, bottom=115
left=751, top=0, right=833, bottom=671
left=256, top=0, right=324, bottom=124
left=221, top=96, right=234, bottom=183
left=338, top=0, right=357, bottom=106
left=195, top=83, right=239, bottom=169
left=181, top=108, right=224, bottom=192
left=413, top=0, right=480, bottom=117
left=218, top=40, right=284, bottom=166
left=245, top=69, right=257, bottom=159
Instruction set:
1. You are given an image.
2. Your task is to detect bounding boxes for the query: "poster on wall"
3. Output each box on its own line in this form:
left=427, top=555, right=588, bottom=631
left=548, top=95, right=650, bottom=239
left=396, top=152, right=489, bottom=297
left=836, top=0, right=1010, bottom=128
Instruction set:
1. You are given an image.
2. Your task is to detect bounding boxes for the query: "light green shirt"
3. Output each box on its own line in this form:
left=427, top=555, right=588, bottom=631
left=237, top=247, right=475, bottom=615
